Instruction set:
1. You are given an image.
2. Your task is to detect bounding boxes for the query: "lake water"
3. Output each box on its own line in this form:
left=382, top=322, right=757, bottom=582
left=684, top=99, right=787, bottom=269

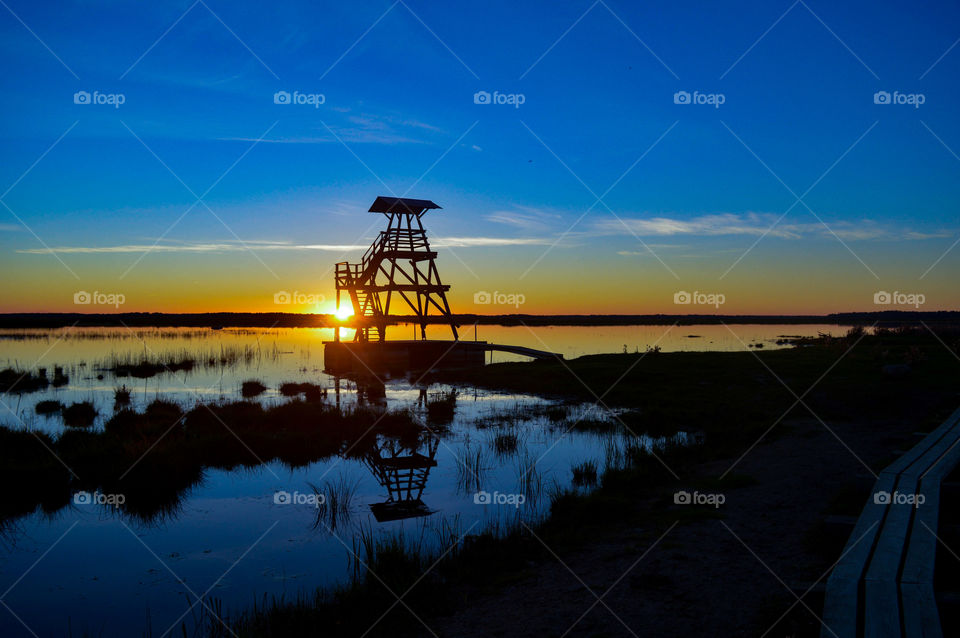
left=0, top=324, right=844, bottom=636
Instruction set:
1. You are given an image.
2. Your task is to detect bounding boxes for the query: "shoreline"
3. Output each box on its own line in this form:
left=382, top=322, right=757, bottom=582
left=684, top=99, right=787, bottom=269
left=0, top=310, right=958, bottom=330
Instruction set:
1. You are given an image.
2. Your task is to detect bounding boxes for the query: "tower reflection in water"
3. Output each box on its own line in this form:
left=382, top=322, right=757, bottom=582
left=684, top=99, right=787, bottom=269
left=363, top=433, right=439, bottom=522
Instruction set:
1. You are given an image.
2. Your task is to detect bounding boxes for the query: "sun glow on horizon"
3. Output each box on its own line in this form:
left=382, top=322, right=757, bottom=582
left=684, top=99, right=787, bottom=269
left=335, top=304, right=354, bottom=320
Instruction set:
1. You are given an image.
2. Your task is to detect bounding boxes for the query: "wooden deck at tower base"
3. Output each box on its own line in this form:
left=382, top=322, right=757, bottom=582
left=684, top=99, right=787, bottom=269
left=323, top=339, right=562, bottom=374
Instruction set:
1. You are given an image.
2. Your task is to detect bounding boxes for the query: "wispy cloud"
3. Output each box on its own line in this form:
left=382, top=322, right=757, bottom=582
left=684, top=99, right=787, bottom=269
left=17, top=235, right=553, bottom=254
left=594, top=213, right=951, bottom=241
left=433, top=236, right=553, bottom=247
left=219, top=132, right=426, bottom=145
left=347, top=113, right=444, bottom=134
left=596, top=213, right=805, bottom=239
left=905, top=231, right=953, bottom=240
left=617, top=244, right=689, bottom=256
left=17, top=240, right=368, bottom=254
left=219, top=110, right=444, bottom=146
left=485, top=206, right=562, bottom=232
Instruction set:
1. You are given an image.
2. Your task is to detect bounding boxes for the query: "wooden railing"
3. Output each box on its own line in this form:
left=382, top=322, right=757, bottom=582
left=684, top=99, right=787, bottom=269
left=338, top=230, right=433, bottom=290
left=822, top=406, right=960, bottom=637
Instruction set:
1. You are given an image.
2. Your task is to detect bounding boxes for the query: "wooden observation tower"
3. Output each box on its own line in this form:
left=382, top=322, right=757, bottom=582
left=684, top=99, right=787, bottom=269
left=324, top=196, right=561, bottom=374
left=335, top=197, right=458, bottom=342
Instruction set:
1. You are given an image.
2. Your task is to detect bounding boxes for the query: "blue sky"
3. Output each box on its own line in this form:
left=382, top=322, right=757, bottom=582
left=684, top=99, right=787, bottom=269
left=1, top=0, right=959, bottom=313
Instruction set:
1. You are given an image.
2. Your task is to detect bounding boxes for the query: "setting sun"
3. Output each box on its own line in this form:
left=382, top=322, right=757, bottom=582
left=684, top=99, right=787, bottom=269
left=335, top=304, right=354, bottom=321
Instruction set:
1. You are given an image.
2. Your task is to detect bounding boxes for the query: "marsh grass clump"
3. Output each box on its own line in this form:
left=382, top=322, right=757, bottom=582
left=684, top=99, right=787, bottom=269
left=310, top=475, right=361, bottom=533
left=0, top=428, right=70, bottom=521
left=515, top=450, right=545, bottom=505
left=571, top=460, right=599, bottom=487
left=241, top=380, right=267, bottom=398
left=544, top=404, right=569, bottom=422
left=490, top=431, right=520, bottom=457
left=279, top=382, right=308, bottom=396
left=52, top=366, right=68, bottom=387
left=456, top=442, right=489, bottom=493
left=120, top=360, right=194, bottom=378
left=601, top=436, right=632, bottom=474
left=279, top=382, right=326, bottom=401
left=472, top=402, right=543, bottom=429
left=113, top=385, right=131, bottom=408
left=562, top=416, right=618, bottom=433
left=0, top=368, right=50, bottom=393
left=351, top=525, right=426, bottom=586
left=35, top=400, right=63, bottom=415
left=62, top=401, right=97, bottom=427
left=426, top=390, right=457, bottom=425
left=103, top=349, right=202, bottom=378
left=102, top=344, right=264, bottom=379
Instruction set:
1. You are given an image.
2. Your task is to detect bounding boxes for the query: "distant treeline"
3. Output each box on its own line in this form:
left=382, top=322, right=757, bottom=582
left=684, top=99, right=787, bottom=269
left=0, top=311, right=958, bottom=329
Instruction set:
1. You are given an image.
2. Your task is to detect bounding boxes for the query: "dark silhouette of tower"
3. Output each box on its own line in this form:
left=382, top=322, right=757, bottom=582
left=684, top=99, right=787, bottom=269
left=335, top=197, right=458, bottom=342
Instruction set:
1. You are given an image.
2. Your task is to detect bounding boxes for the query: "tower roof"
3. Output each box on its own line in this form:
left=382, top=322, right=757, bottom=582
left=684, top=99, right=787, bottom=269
left=368, top=197, right=441, bottom=214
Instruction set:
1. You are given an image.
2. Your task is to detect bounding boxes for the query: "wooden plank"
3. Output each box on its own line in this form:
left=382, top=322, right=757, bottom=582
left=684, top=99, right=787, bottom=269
left=901, top=583, right=943, bottom=638
left=821, top=406, right=960, bottom=638
left=822, top=474, right=896, bottom=638
left=867, top=473, right=919, bottom=582
left=900, top=413, right=960, bottom=583
left=864, top=419, right=960, bottom=636
left=863, top=579, right=901, bottom=638
left=901, top=484, right=939, bottom=585
left=918, top=432, right=960, bottom=483
left=885, top=407, right=960, bottom=476
left=898, top=420, right=960, bottom=638
left=864, top=474, right=919, bottom=637
left=829, top=473, right=896, bottom=584
left=821, top=577, right=861, bottom=638
left=901, top=416, right=960, bottom=585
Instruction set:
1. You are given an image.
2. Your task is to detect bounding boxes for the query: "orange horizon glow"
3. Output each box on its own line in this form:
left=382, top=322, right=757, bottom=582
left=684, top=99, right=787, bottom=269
left=3, top=247, right=958, bottom=316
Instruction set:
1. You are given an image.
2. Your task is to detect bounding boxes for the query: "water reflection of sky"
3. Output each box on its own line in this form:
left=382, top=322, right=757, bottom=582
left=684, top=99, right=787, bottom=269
left=0, top=325, right=835, bottom=636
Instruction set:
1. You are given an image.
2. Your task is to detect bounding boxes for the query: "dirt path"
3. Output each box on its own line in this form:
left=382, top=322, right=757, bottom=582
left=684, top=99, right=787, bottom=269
left=430, top=415, right=915, bottom=637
